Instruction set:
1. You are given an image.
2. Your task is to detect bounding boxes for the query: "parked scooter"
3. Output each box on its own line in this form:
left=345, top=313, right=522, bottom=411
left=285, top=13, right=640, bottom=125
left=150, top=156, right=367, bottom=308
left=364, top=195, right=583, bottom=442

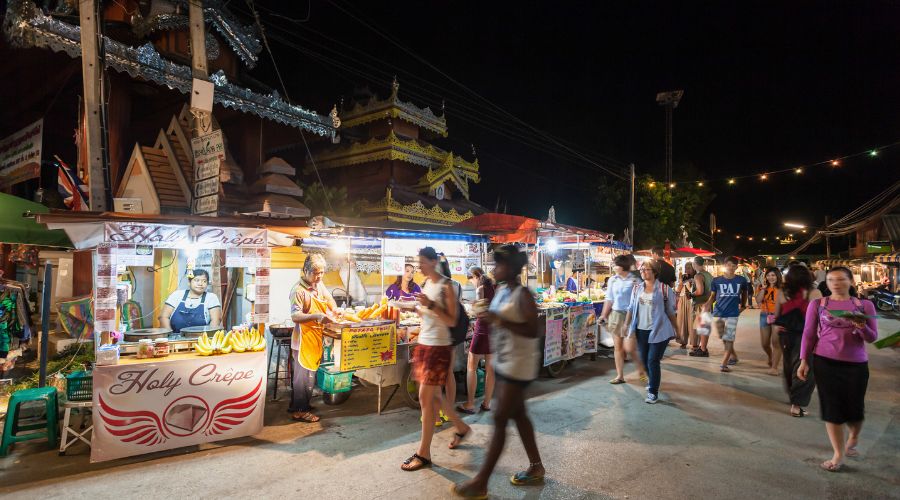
left=870, top=286, right=900, bottom=312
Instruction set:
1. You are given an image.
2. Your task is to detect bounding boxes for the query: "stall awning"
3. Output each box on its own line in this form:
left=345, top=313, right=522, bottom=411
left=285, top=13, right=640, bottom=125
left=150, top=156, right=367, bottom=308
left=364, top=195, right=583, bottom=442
left=675, top=247, right=716, bottom=257
left=816, top=259, right=862, bottom=268
left=0, top=193, right=72, bottom=247
left=875, top=252, right=900, bottom=264
left=594, top=240, right=633, bottom=251
left=452, top=213, right=613, bottom=245
left=312, top=216, right=490, bottom=242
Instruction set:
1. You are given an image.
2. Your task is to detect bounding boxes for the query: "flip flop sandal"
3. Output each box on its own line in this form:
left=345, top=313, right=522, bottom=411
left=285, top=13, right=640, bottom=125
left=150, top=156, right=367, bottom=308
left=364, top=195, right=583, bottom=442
left=819, top=460, right=842, bottom=472
left=479, top=403, right=491, bottom=412
left=449, top=429, right=470, bottom=449
left=720, top=365, right=731, bottom=373
left=510, top=470, right=545, bottom=486
left=456, top=405, right=477, bottom=415
left=728, top=358, right=739, bottom=365
left=401, top=453, right=432, bottom=471
left=609, top=378, right=626, bottom=384
left=846, top=446, right=859, bottom=457
left=790, top=408, right=807, bottom=418
left=450, top=483, right=488, bottom=499
left=291, top=411, right=320, bottom=423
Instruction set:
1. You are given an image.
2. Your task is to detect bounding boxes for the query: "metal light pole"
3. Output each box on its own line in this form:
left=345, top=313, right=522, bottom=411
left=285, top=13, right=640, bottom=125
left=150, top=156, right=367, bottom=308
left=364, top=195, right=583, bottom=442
left=656, top=90, right=684, bottom=184
left=628, top=163, right=635, bottom=244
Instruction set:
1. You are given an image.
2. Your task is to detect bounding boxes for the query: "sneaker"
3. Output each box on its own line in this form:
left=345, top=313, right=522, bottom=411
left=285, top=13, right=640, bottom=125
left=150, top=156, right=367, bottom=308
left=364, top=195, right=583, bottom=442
left=689, top=348, right=701, bottom=357
left=728, top=358, right=738, bottom=366
left=699, top=350, right=710, bottom=357
left=645, top=393, right=658, bottom=404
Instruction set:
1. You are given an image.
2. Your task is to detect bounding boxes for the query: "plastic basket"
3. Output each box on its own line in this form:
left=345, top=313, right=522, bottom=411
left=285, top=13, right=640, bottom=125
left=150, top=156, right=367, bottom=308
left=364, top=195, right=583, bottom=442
left=316, top=363, right=353, bottom=394
left=66, top=370, right=93, bottom=401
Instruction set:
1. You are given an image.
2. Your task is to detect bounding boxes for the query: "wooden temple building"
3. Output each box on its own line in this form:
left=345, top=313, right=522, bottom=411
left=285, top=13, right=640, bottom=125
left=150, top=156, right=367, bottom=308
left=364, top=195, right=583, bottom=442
left=308, top=79, right=486, bottom=226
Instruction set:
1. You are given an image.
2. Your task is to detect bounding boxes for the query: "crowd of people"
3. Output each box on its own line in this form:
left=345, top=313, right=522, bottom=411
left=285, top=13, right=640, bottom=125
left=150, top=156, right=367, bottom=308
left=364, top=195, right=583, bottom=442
left=285, top=248, right=880, bottom=498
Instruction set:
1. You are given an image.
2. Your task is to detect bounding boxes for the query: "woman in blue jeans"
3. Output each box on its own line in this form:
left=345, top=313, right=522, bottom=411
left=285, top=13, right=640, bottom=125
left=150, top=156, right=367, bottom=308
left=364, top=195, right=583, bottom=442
left=626, top=259, right=677, bottom=404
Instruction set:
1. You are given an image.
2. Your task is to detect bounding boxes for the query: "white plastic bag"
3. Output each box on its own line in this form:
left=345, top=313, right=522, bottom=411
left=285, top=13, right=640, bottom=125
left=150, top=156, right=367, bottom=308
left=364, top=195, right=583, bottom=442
left=697, top=311, right=713, bottom=336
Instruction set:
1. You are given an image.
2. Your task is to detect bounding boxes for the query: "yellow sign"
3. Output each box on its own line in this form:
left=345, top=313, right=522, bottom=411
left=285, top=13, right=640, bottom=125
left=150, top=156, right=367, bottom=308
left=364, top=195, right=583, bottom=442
left=339, top=323, right=397, bottom=371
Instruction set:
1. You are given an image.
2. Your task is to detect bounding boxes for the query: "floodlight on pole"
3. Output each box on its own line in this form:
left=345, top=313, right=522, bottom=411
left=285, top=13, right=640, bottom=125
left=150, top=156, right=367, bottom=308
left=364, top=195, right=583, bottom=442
left=784, top=222, right=806, bottom=229
left=656, top=90, right=684, bottom=185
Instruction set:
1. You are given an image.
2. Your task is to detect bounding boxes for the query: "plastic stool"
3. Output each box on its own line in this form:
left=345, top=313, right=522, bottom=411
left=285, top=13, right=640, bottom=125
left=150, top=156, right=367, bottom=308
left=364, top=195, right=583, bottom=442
left=1, top=386, right=59, bottom=456
left=59, top=400, right=93, bottom=455
left=268, top=337, right=293, bottom=400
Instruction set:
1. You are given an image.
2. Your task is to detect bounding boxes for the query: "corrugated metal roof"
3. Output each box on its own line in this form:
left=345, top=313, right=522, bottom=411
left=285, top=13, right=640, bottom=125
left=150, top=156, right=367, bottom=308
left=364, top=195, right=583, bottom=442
left=882, top=214, right=900, bottom=243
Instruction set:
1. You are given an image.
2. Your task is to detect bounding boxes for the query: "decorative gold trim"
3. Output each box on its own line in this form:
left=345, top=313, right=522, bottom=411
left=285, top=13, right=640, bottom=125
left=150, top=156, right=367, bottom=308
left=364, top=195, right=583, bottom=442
left=364, top=187, right=475, bottom=225
left=341, top=79, right=448, bottom=136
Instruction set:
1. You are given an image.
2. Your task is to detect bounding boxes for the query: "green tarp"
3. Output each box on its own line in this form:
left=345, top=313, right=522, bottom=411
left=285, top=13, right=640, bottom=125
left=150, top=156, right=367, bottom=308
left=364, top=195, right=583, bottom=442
left=0, top=193, right=72, bottom=247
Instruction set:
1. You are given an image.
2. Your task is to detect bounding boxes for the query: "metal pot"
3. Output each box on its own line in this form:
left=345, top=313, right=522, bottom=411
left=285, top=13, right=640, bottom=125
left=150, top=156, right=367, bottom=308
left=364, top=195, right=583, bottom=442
left=178, top=325, right=222, bottom=338
left=269, top=325, right=293, bottom=338
left=123, top=328, right=172, bottom=343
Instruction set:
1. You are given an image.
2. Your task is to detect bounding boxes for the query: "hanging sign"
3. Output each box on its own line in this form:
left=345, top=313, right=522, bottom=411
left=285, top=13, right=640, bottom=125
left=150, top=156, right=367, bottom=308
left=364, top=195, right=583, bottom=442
left=0, top=119, right=43, bottom=188
left=104, top=223, right=189, bottom=247
left=90, top=351, right=266, bottom=462
left=335, top=322, right=397, bottom=371
left=195, top=157, right=221, bottom=182
left=190, top=130, right=225, bottom=166
left=94, top=243, right=118, bottom=332
left=193, top=194, right=218, bottom=215
left=113, top=243, right=154, bottom=266
left=194, top=176, right=219, bottom=198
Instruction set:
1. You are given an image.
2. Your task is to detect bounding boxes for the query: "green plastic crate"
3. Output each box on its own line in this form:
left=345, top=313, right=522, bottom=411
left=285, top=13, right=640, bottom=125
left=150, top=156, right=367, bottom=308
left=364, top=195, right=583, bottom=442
left=316, top=363, right=353, bottom=394
left=66, top=370, right=93, bottom=401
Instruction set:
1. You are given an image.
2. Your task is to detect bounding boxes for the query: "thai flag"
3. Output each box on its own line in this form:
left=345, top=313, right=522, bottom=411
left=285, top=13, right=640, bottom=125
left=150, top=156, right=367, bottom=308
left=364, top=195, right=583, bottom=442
left=55, top=156, right=89, bottom=211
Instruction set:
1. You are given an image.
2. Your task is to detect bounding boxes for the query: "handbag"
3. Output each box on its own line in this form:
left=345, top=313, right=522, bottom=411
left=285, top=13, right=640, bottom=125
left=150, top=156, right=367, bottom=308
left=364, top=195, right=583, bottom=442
left=773, top=308, right=805, bottom=334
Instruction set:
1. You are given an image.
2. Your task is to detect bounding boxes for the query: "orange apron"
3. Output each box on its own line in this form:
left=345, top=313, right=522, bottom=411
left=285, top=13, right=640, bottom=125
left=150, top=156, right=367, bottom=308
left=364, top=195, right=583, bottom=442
left=294, top=293, right=330, bottom=371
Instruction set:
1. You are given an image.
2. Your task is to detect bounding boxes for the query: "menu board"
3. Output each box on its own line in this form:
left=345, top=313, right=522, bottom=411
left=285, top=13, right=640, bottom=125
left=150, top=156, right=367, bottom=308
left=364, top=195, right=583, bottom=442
left=337, top=323, right=397, bottom=371
left=543, top=308, right=566, bottom=366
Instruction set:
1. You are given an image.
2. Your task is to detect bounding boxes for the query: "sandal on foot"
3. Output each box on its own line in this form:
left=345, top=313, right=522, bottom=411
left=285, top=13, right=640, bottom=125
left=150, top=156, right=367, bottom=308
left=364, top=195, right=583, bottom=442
left=609, top=378, right=626, bottom=384
left=450, top=483, right=488, bottom=499
left=449, top=428, right=471, bottom=449
left=790, top=408, right=807, bottom=418
left=479, top=403, right=491, bottom=412
left=401, top=453, right=432, bottom=471
left=510, top=470, right=545, bottom=486
left=846, top=446, right=859, bottom=457
left=456, top=405, right=476, bottom=415
left=291, top=411, right=320, bottom=423
left=819, top=460, right=842, bottom=472
left=720, top=365, right=731, bottom=373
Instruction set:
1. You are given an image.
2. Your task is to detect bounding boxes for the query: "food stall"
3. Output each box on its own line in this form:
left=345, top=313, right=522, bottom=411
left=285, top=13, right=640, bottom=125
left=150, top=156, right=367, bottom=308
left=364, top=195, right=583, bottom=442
left=266, top=218, right=489, bottom=412
left=36, top=212, right=292, bottom=462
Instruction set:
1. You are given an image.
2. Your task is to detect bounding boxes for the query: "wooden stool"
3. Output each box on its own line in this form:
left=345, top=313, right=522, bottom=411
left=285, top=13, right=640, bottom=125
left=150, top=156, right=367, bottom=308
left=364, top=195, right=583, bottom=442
left=59, top=400, right=93, bottom=455
left=1, top=386, right=59, bottom=456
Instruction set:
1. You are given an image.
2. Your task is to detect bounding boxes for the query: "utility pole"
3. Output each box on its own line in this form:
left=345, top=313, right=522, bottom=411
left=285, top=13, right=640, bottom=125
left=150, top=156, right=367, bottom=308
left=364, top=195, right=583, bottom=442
left=656, top=90, right=684, bottom=185
left=79, top=0, right=108, bottom=211
left=824, top=215, right=831, bottom=259
left=628, top=163, right=635, bottom=245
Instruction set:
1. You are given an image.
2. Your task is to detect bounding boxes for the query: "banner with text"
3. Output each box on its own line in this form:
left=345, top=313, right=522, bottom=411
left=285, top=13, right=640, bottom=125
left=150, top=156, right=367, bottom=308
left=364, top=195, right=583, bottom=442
left=91, top=351, right=266, bottom=462
left=543, top=308, right=567, bottom=366
left=336, top=322, right=397, bottom=371
left=0, top=119, right=42, bottom=188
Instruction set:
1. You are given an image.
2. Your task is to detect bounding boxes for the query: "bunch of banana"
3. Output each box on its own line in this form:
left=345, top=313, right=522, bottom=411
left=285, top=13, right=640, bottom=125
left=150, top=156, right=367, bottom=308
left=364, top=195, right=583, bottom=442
left=227, top=327, right=266, bottom=352
left=194, top=330, right=233, bottom=356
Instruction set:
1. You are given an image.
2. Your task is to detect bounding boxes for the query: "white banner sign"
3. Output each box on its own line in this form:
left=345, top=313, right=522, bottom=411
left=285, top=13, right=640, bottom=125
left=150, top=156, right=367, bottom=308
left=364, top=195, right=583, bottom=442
left=104, top=223, right=190, bottom=247
left=91, top=351, right=266, bottom=462
left=0, top=118, right=42, bottom=188
left=193, top=227, right=267, bottom=249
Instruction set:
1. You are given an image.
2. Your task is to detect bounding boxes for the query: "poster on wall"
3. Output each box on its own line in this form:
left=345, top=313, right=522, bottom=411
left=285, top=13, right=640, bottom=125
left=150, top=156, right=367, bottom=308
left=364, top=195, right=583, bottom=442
left=382, top=255, right=405, bottom=276
left=567, top=305, right=591, bottom=359
left=94, top=243, right=118, bottom=332
left=0, top=119, right=42, bottom=189
left=583, top=308, right=599, bottom=353
left=91, top=351, right=266, bottom=462
left=543, top=308, right=566, bottom=366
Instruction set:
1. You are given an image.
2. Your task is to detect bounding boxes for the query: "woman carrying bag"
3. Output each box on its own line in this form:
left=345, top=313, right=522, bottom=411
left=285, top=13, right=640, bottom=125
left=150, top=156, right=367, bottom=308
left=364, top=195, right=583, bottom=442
left=626, top=260, right=677, bottom=404
left=774, top=265, right=821, bottom=418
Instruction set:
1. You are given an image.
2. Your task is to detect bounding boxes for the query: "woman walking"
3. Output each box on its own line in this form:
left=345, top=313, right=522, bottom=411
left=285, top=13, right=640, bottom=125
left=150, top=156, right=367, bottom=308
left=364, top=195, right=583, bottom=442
left=798, top=267, right=878, bottom=472
left=755, top=267, right=783, bottom=375
left=458, top=266, right=496, bottom=414
left=774, top=266, right=821, bottom=417
left=599, top=255, right=645, bottom=384
left=401, top=247, right=470, bottom=471
left=674, top=262, right=696, bottom=350
left=453, top=245, right=544, bottom=498
left=627, top=260, right=677, bottom=404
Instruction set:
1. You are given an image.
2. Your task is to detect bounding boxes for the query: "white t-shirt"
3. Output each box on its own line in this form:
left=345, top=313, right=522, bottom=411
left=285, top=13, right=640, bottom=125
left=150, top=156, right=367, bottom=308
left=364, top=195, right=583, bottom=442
left=637, top=291, right=654, bottom=330
left=490, top=285, right=540, bottom=381
left=418, top=280, right=452, bottom=346
left=165, top=290, right=221, bottom=325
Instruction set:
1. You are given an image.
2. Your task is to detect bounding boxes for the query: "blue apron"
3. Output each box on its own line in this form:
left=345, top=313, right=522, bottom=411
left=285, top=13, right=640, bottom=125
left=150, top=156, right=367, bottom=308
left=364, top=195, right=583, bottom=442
left=169, top=290, right=207, bottom=333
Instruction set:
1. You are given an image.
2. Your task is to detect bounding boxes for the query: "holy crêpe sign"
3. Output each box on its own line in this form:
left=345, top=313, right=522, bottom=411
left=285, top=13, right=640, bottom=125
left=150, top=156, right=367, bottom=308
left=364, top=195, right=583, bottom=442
left=91, top=352, right=266, bottom=462
left=102, top=223, right=267, bottom=249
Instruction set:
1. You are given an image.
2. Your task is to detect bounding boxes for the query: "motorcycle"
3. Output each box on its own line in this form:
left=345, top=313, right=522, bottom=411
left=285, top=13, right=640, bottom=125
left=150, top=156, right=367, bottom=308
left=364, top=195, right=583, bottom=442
left=870, top=286, right=900, bottom=312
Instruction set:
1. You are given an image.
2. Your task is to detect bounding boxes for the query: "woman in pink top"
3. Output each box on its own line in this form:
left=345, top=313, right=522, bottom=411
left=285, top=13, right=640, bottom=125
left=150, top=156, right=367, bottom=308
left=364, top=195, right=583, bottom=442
left=798, top=267, right=878, bottom=472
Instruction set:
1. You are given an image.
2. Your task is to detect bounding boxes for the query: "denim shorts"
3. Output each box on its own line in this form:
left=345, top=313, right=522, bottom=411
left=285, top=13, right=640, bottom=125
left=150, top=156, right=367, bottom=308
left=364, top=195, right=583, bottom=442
left=759, top=313, right=769, bottom=328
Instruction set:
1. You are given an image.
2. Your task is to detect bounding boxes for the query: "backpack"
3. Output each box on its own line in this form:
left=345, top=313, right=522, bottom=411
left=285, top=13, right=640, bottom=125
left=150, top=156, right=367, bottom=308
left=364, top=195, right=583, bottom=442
left=441, top=279, right=470, bottom=346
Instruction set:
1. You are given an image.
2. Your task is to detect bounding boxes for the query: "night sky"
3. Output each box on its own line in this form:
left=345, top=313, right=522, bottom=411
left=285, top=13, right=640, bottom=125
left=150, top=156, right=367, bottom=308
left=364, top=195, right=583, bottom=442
left=244, top=1, right=900, bottom=253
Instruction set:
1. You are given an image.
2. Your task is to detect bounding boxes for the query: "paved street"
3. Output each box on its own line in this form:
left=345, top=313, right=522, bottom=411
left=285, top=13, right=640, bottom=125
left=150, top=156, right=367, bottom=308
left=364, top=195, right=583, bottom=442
left=1, top=310, right=898, bottom=499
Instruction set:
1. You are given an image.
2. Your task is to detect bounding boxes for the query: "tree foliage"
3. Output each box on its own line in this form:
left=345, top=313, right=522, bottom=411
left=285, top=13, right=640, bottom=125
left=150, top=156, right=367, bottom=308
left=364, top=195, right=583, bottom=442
left=301, top=182, right=365, bottom=217
left=594, top=172, right=714, bottom=248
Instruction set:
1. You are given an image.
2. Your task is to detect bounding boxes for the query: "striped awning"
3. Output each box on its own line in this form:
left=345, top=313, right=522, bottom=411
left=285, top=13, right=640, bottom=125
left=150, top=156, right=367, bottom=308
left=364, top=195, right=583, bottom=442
left=875, top=252, right=900, bottom=264
left=816, top=259, right=860, bottom=268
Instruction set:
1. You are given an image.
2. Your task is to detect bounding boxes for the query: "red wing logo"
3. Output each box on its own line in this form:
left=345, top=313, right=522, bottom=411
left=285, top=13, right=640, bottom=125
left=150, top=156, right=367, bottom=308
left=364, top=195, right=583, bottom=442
left=204, top=378, right=263, bottom=436
left=99, top=395, right=169, bottom=446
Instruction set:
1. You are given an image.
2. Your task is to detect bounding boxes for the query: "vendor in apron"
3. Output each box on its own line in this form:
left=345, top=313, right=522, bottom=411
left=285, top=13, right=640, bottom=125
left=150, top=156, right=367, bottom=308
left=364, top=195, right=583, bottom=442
left=160, top=269, right=222, bottom=333
left=289, top=254, right=338, bottom=423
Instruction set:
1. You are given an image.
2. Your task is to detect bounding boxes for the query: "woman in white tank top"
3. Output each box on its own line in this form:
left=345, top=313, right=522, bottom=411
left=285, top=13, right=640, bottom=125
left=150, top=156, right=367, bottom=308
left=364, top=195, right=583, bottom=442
left=453, top=245, right=545, bottom=498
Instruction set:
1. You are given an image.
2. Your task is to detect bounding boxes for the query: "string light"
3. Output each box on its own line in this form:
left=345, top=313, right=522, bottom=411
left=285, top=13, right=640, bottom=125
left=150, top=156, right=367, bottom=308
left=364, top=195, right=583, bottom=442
left=762, top=237, right=767, bottom=241
left=795, top=167, right=803, bottom=174
left=831, top=160, right=840, bottom=166
left=748, top=236, right=754, bottom=241
left=648, top=181, right=656, bottom=187
left=760, top=174, right=768, bottom=180
left=728, top=179, right=736, bottom=185
left=870, top=150, right=878, bottom=157
left=669, top=183, right=676, bottom=188
left=697, top=181, right=704, bottom=187
left=735, top=235, right=741, bottom=239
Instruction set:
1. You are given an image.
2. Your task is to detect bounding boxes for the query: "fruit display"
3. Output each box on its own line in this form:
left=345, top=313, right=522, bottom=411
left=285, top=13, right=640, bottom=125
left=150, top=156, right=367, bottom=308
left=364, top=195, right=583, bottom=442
left=193, top=327, right=266, bottom=356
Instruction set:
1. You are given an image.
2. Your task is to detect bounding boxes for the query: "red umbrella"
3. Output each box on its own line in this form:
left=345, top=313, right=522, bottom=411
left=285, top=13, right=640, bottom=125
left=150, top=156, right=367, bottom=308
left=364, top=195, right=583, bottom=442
left=675, top=247, right=716, bottom=257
